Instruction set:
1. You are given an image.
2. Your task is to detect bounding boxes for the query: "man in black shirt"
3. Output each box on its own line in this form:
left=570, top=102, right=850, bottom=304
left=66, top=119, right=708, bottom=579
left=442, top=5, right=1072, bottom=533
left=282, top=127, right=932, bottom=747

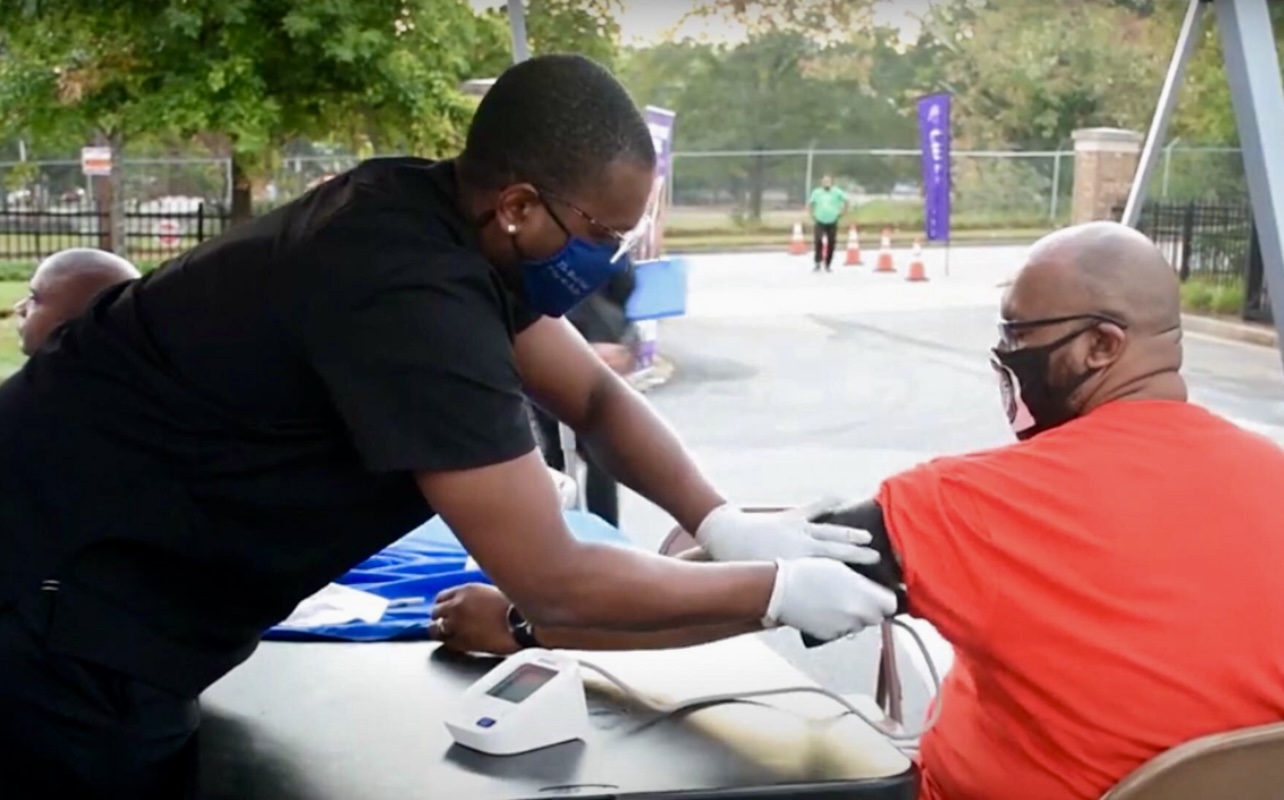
left=0, top=54, right=896, bottom=796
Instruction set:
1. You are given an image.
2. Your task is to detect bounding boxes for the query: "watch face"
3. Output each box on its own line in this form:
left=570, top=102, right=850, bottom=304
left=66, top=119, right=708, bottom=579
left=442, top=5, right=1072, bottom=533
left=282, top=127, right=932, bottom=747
left=506, top=605, right=539, bottom=648
left=506, top=605, right=525, bottom=628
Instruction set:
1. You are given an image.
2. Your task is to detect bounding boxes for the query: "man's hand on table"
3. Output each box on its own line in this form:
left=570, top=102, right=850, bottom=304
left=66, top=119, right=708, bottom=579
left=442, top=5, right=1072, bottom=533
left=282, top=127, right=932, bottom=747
left=694, top=499, right=882, bottom=565
left=429, top=584, right=520, bottom=656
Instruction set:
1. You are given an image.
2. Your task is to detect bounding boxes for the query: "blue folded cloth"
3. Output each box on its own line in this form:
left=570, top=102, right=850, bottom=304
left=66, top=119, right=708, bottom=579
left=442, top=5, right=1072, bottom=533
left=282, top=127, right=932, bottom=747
left=263, top=510, right=633, bottom=642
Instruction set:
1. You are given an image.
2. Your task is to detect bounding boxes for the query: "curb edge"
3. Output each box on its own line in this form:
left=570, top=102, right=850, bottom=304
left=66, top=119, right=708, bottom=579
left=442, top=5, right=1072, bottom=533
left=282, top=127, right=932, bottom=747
left=1182, top=314, right=1278, bottom=348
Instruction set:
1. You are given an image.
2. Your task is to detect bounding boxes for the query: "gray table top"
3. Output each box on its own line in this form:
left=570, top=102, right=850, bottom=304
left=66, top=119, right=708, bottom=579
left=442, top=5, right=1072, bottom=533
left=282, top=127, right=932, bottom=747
left=198, top=640, right=917, bottom=800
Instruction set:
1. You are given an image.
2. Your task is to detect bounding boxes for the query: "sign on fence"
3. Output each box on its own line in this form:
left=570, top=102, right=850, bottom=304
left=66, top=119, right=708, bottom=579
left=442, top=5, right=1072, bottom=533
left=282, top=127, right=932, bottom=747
left=915, top=93, right=952, bottom=242
left=157, top=219, right=182, bottom=248
left=80, top=146, right=113, bottom=177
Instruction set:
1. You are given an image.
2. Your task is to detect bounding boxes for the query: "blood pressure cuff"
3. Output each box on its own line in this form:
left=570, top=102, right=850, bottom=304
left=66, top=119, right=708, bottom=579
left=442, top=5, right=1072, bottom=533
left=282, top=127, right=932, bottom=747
left=811, top=500, right=909, bottom=615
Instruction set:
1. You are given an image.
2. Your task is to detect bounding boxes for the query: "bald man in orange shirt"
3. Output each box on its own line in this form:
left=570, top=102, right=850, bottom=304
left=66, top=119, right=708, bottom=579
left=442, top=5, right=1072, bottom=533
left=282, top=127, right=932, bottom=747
left=429, top=222, right=1284, bottom=800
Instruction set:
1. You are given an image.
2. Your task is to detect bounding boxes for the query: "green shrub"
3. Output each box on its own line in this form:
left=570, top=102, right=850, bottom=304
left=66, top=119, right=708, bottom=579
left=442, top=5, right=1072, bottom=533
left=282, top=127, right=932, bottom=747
left=1209, top=279, right=1245, bottom=316
left=1181, top=279, right=1215, bottom=312
left=1181, top=275, right=1245, bottom=316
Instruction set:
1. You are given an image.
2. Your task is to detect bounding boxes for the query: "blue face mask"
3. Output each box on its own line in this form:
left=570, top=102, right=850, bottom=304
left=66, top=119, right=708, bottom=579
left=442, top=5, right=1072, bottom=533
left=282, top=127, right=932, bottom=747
left=520, top=236, right=629, bottom=318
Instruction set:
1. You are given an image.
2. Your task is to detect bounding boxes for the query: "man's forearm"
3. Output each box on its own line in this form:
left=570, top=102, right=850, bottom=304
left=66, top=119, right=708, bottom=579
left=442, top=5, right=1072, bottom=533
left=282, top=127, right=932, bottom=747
left=526, top=542, right=774, bottom=631
left=528, top=545, right=761, bottom=648
left=578, top=378, right=724, bottom=533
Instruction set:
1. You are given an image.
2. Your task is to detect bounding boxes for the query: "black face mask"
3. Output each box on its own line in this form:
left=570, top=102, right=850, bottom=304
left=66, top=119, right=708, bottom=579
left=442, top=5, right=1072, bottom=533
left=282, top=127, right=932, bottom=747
left=991, top=325, right=1102, bottom=441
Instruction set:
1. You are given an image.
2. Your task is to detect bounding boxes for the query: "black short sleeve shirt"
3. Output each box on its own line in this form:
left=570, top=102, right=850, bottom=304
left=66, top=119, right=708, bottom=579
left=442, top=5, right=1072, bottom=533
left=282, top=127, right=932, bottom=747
left=0, top=158, right=541, bottom=694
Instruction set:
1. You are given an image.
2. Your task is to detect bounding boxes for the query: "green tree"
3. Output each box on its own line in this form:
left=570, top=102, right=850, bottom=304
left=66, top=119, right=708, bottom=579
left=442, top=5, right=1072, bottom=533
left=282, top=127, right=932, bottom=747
left=469, top=0, right=623, bottom=74
left=527, top=0, right=621, bottom=68
left=617, top=41, right=717, bottom=114
left=667, top=32, right=830, bottom=221
left=1170, top=1, right=1284, bottom=145
left=915, top=0, right=1166, bottom=150
left=686, top=0, right=877, bottom=38
left=0, top=0, right=491, bottom=227
left=626, top=29, right=917, bottom=222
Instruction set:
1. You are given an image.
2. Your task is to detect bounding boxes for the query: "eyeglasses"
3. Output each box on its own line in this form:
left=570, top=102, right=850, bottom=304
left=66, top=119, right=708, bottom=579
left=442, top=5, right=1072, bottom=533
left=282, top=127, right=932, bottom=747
left=996, top=313, right=1128, bottom=349
left=536, top=188, right=653, bottom=265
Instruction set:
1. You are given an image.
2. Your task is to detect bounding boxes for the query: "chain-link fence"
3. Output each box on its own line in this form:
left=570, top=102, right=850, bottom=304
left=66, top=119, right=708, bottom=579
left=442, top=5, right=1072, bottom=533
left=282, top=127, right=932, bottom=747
left=265, top=154, right=375, bottom=207
left=0, top=157, right=232, bottom=211
left=0, top=145, right=1252, bottom=233
left=667, top=148, right=1075, bottom=234
left=1150, top=146, right=1246, bottom=203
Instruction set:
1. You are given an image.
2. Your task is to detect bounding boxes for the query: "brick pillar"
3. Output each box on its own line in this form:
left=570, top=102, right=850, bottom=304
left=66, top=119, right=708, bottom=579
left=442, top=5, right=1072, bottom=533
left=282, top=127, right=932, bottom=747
left=1070, top=128, right=1144, bottom=225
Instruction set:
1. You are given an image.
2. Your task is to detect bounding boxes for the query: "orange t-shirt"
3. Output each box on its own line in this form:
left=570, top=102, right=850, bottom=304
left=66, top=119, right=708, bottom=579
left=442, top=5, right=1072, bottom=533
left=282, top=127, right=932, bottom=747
left=878, top=400, right=1284, bottom=800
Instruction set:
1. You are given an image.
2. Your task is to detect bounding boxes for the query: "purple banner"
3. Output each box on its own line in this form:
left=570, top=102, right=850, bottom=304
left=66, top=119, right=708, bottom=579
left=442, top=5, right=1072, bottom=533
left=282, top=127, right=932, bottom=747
left=640, top=106, right=677, bottom=261
left=916, top=93, right=952, bottom=242
left=645, top=105, right=676, bottom=181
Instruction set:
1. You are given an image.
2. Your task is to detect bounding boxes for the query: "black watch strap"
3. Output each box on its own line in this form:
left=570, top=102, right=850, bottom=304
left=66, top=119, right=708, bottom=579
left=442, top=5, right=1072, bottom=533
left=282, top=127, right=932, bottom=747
left=506, top=604, right=543, bottom=649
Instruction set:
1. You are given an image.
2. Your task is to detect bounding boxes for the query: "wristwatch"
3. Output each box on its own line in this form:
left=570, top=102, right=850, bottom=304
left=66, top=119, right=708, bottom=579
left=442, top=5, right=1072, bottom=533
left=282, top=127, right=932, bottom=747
left=506, top=604, right=543, bottom=650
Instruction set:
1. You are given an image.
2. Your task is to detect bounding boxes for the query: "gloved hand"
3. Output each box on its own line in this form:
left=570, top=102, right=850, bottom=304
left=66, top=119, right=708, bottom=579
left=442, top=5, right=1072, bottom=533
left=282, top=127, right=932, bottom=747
left=764, top=558, right=898, bottom=642
left=694, top=499, right=880, bottom=565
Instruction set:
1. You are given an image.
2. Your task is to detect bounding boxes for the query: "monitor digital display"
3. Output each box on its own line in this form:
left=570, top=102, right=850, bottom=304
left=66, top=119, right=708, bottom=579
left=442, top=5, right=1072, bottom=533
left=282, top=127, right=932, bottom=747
left=485, top=663, right=558, bottom=704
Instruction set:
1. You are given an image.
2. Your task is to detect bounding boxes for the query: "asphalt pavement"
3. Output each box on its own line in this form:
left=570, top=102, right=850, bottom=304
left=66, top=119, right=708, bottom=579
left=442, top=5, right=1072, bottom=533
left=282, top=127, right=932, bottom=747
left=615, top=244, right=1284, bottom=726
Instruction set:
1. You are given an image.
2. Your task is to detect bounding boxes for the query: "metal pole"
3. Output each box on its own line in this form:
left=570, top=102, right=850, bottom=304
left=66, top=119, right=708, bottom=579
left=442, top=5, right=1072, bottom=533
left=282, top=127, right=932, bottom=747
left=507, top=0, right=530, bottom=63
left=804, top=142, right=815, bottom=202
left=665, top=155, right=675, bottom=219
left=1049, top=151, right=1062, bottom=221
left=1161, top=141, right=1176, bottom=198
left=1121, top=0, right=1207, bottom=228
left=225, top=157, right=234, bottom=209
left=1215, top=0, right=1284, bottom=366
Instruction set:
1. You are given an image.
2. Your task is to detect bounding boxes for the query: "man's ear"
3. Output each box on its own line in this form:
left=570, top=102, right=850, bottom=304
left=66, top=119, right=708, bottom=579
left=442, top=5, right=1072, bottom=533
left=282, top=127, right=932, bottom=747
left=1086, top=322, right=1128, bottom=368
left=494, top=183, right=540, bottom=232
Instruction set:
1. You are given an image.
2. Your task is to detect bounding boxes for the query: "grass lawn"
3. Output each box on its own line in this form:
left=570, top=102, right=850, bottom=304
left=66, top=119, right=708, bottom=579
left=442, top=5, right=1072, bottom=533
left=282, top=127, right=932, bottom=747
left=0, top=281, right=26, bottom=378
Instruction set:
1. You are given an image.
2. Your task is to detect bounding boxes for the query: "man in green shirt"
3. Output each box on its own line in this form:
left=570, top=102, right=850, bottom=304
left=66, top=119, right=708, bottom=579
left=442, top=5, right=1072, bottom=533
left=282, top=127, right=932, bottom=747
left=807, top=175, right=848, bottom=272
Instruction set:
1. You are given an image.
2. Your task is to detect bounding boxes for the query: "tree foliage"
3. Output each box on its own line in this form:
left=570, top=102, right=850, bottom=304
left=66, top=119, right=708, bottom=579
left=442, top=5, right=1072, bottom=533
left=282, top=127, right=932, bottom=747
left=686, top=0, right=877, bottom=38
left=912, top=0, right=1169, bottom=150
left=468, top=0, right=623, bottom=75
left=4, top=0, right=1278, bottom=221
left=526, top=0, right=622, bottom=68
left=0, top=0, right=491, bottom=216
left=1169, top=1, right=1284, bottom=145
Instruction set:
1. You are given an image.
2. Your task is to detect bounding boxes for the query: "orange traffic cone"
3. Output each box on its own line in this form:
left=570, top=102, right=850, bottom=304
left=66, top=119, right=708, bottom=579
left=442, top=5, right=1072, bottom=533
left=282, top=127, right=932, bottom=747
left=789, top=222, right=807, bottom=256
left=906, top=240, right=928, bottom=282
left=874, top=228, right=896, bottom=272
left=844, top=225, right=862, bottom=266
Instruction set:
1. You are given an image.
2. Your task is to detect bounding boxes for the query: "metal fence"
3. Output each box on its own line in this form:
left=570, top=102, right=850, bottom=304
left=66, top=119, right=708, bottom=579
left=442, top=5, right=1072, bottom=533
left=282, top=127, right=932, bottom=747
left=664, top=145, right=1249, bottom=233
left=666, top=148, right=1075, bottom=232
left=0, top=202, right=231, bottom=265
left=1, top=157, right=233, bottom=210
left=1124, top=200, right=1268, bottom=323
left=0, top=145, right=1255, bottom=261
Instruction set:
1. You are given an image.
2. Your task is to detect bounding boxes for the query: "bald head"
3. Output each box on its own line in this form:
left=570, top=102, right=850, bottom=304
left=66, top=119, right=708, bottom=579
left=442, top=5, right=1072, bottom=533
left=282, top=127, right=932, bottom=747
left=16, top=248, right=140, bottom=355
left=1008, top=221, right=1181, bottom=334
left=994, top=222, right=1186, bottom=433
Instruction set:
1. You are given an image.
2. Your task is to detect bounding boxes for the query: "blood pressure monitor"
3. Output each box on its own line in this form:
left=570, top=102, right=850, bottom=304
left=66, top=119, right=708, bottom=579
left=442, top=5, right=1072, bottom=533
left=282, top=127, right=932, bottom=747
left=445, top=649, right=591, bottom=755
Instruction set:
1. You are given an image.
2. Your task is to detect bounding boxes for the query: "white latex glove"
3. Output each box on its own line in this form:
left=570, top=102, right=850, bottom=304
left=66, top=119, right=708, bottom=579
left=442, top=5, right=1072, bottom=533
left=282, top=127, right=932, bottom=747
left=764, top=558, right=898, bottom=642
left=694, top=499, right=880, bottom=565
